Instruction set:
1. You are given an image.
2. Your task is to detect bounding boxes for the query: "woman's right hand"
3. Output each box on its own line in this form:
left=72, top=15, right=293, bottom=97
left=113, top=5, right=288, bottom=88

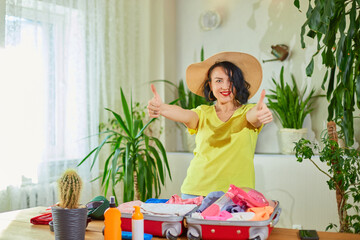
left=147, top=84, right=162, bottom=118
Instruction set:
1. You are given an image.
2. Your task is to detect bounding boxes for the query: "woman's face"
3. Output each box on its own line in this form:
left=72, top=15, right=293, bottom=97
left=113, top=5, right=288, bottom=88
left=210, top=66, right=235, bottom=104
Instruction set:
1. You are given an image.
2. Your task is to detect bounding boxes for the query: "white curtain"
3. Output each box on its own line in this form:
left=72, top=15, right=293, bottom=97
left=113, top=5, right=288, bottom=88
left=0, top=0, right=176, bottom=211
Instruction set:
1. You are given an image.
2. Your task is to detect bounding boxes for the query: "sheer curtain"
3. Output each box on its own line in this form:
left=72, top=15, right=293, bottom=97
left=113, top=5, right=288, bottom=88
left=0, top=0, right=176, bottom=211
left=0, top=0, right=104, bottom=211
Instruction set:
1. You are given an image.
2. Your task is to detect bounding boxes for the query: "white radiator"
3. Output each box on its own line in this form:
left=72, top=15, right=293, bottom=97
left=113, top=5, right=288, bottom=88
left=0, top=182, right=58, bottom=213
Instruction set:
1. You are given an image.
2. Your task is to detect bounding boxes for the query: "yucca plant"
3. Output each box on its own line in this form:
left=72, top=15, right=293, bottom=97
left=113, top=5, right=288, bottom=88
left=78, top=88, right=171, bottom=203
left=266, top=66, right=321, bottom=129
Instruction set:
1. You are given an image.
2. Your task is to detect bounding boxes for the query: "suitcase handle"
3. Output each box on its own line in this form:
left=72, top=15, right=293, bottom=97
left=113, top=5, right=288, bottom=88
left=270, top=207, right=281, bottom=227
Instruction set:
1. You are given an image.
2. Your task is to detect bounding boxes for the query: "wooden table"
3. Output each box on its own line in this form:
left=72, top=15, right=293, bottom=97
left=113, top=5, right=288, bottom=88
left=0, top=207, right=359, bottom=239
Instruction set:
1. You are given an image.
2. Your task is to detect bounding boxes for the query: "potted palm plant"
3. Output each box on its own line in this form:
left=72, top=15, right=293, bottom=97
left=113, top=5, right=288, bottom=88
left=266, top=66, right=322, bottom=154
left=78, top=88, right=171, bottom=203
left=51, top=169, right=87, bottom=240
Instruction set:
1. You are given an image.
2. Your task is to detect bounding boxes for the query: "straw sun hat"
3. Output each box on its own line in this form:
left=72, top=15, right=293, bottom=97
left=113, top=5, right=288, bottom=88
left=186, top=52, right=262, bottom=100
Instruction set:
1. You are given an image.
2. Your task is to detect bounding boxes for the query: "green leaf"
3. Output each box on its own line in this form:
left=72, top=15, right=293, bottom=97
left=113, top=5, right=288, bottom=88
left=136, top=118, right=155, bottom=139
left=356, top=75, right=360, bottom=108
left=102, top=152, right=115, bottom=185
left=77, top=147, right=98, bottom=167
left=321, top=70, right=329, bottom=90
left=148, top=146, right=164, bottom=184
left=201, top=46, right=204, bottom=62
left=306, top=58, right=314, bottom=77
left=293, top=0, right=300, bottom=9
left=120, top=88, right=133, bottom=137
left=91, top=134, right=115, bottom=170
left=307, top=30, right=316, bottom=38
left=111, top=148, right=122, bottom=188
left=106, top=108, right=131, bottom=137
left=152, top=137, right=172, bottom=180
left=308, top=8, right=321, bottom=30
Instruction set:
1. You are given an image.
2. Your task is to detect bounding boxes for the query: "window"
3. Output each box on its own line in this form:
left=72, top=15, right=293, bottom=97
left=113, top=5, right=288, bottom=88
left=0, top=2, right=90, bottom=190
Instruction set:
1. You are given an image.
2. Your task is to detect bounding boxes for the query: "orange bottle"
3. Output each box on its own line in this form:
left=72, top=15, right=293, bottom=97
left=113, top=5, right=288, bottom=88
left=132, top=206, right=144, bottom=240
left=104, top=196, right=122, bottom=240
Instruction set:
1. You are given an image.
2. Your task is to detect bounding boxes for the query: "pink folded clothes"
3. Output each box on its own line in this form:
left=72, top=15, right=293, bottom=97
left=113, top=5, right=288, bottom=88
left=117, top=200, right=143, bottom=213
left=166, top=194, right=203, bottom=206
left=204, top=210, right=232, bottom=221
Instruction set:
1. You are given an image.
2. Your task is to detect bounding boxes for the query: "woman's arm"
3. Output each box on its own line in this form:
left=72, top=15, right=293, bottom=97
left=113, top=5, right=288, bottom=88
left=246, top=89, right=273, bottom=128
left=147, top=84, right=199, bottom=129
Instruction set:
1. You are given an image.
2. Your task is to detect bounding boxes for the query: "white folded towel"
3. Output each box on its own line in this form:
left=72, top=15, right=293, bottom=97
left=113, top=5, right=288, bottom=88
left=141, top=203, right=197, bottom=216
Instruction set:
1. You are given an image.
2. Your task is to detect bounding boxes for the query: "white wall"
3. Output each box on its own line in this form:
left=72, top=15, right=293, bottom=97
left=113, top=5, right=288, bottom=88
left=159, top=153, right=339, bottom=232
left=170, top=0, right=360, bottom=153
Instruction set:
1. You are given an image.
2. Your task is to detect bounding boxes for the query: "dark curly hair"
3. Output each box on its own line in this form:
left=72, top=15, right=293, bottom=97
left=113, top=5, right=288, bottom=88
left=203, top=61, right=250, bottom=104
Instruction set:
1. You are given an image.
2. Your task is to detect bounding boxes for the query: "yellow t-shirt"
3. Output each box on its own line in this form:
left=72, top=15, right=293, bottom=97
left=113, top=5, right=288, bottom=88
left=180, top=104, right=262, bottom=196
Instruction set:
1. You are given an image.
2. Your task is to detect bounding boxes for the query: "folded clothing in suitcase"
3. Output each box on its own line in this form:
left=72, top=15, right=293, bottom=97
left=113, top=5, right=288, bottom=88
left=185, top=200, right=281, bottom=240
left=121, top=203, right=198, bottom=240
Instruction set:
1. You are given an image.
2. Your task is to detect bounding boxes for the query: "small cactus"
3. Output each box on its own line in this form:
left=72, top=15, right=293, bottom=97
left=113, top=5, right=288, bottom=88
left=58, top=169, right=82, bottom=209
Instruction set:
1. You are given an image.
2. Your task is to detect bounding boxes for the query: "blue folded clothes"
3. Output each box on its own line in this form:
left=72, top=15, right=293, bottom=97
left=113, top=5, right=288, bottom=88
left=145, top=198, right=168, bottom=203
left=122, top=231, right=152, bottom=240
left=196, top=191, right=225, bottom=213
left=225, top=204, right=245, bottom=213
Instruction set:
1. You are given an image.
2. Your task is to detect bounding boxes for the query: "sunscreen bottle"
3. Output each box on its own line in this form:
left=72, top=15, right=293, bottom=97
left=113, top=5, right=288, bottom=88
left=132, top=206, right=144, bottom=240
left=104, top=196, right=122, bottom=240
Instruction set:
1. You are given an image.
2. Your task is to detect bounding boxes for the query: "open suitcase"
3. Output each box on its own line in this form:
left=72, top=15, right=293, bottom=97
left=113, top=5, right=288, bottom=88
left=185, top=201, right=281, bottom=240
left=121, top=212, right=186, bottom=240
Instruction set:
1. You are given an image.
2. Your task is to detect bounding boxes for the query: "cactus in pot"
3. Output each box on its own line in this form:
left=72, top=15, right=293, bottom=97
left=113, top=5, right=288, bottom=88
left=51, top=169, right=88, bottom=240
left=58, top=169, right=82, bottom=209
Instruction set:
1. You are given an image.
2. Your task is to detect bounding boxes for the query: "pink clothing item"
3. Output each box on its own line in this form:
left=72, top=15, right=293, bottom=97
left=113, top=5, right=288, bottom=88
left=166, top=194, right=203, bottom=206
left=117, top=200, right=143, bottom=213
left=246, top=206, right=274, bottom=221
left=200, top=204, right=221, bottom=218
left=204, top=210, right=233, bottom=221
left=230, top=185, right=269, bottom=208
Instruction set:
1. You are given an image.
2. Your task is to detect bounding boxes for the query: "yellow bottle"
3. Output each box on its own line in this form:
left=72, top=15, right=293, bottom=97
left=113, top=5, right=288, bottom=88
left=132, top=206, right=144, bottom=240
left=104, top=196, right=122, bottom=240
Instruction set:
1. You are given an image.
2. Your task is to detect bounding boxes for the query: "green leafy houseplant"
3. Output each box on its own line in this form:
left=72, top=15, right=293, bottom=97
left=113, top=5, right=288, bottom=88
left=294, top=129, right=360, bottom=233
left=266, top=66, right=320, bottom=129
left=293, top=0, right=360, bottom=147
left=79, top=88, right=171, bottom=203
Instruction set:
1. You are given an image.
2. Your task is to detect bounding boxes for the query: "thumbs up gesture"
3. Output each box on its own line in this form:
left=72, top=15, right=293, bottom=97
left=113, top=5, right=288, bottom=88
left=255, top=90, right=273, bottom=124
left=147, top=84, right=163, bottom=118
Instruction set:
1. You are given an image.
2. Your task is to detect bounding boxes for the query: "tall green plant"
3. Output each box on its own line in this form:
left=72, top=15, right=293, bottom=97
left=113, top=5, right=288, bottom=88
left=293, top=0, right=360, bottom=146
left=78, top=88, right=171, bottom=203
left=266, top=66, right=320, bottom=129
left=294, top=134, right=360, bottom=233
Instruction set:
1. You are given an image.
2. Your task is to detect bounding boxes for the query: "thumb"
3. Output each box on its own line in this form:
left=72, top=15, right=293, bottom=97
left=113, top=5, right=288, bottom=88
left=151, top=84, right=160, bottom=98
left=257, top=89, right=266, bottom=110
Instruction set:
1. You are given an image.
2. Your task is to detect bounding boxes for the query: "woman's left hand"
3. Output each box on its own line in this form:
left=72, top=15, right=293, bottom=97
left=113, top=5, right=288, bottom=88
left=255, top=90, right=273, bottom=125
left=246, top=89, right=273, bottom=127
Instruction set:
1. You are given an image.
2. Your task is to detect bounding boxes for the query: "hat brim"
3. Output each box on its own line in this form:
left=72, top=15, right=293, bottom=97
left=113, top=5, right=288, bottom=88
left=186, top=52, right=262, bottom=100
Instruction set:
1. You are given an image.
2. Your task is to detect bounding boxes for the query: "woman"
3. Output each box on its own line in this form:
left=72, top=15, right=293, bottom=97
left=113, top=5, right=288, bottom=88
left=147, top=52, right=273, bottom=199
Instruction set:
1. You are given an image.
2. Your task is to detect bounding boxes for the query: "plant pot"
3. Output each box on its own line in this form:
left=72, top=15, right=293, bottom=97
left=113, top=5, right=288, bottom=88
left=51, top=206, right=88, bottom=240
left=278, top=128, right=307, bottom=154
